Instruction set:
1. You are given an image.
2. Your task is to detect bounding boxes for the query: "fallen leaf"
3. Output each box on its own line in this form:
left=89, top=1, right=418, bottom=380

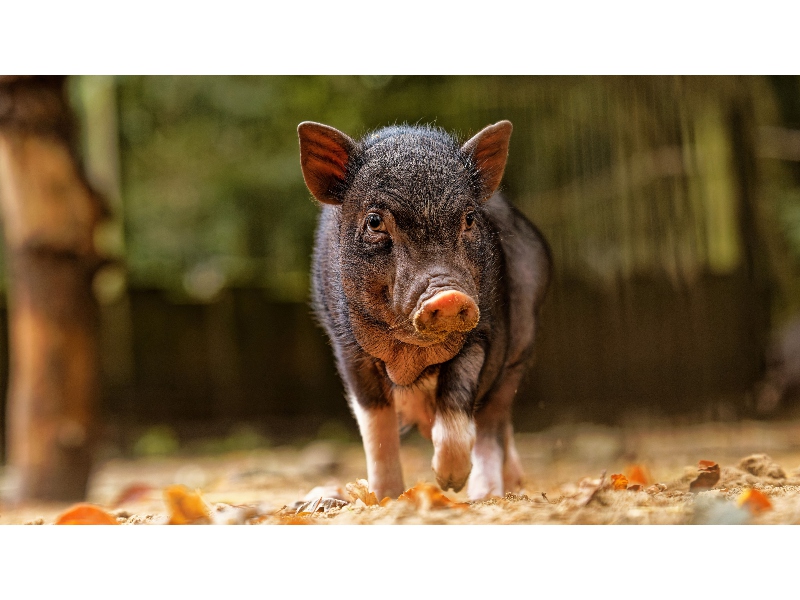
left=345, top=479, right=379, bottom=506
left=611, top=474, right=628, bottom=490
left=379, top=497, right=393, bottom=507
left=579, top=471, right=607, bottom=506
left=279, top=514, right=314, bottom=525
left=397, top=483, right=468, bottom=510
left=164, top=484, right=211, bottom=524
left=55, top=503, right=118, bottom=525
left=689, top=460, right=720, bottom=492
left=211, top=503, right=269, bottom=525
left=112, top=483, right=153, bottom=507
left=299, top=497, right=323, bottom=515
left=628, top=484, right=643, bottom=492
left=294, top=497, right=348, bottom=514
left=626, top=464, right=652, bottom=486
left=737, top=488, right=772, bottom=514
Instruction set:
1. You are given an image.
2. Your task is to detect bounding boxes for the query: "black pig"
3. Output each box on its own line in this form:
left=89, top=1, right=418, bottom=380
left=298, top=120, right=550, bottom=500
left=756, top=318, right=800, bottom=415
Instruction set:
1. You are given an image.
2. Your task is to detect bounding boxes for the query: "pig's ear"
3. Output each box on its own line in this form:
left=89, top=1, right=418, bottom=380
left=461, top=120, right=513, bottom=200
left=298, top=122, right=356, bottom=205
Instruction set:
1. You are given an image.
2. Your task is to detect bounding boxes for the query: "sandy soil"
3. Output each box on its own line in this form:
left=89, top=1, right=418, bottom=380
left=3, top=420, right=800, bottom=525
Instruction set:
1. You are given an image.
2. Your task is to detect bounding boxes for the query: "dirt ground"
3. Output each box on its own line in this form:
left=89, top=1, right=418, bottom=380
left=3, top=419, right=800, bottom=525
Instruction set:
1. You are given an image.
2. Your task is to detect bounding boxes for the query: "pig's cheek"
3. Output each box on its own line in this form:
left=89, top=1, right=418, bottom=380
left=430, top=412, right=476, bottom=492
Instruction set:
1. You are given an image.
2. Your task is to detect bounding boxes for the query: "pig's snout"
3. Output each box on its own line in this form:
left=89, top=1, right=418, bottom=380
left=413, top=290, right=480, bottom=336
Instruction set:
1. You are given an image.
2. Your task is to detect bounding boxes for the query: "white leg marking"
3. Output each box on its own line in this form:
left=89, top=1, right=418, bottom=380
left=351, top=397, right=404, bottom=499
left=468, top=434, right=504, bottom=500
left=431, top=411, right=475, bottom=492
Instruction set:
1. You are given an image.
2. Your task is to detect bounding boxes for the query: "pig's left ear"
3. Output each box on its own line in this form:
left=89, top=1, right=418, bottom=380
left=461, top=120, right=513, bottom=201
left=298, top=121, right=356, bottom=205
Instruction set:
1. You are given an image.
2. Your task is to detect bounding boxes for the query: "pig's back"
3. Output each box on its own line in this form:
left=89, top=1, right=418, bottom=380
left=485, top=193, right=551, bottom=367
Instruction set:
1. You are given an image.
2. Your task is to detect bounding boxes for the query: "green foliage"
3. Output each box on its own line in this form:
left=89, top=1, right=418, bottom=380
left=97, top=76, right=800, bottom=306
left=113, top=76, right=593, bottom=300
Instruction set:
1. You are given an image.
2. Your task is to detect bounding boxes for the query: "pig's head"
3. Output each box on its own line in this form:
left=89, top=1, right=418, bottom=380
left=298, top=121, right=511, bottom=384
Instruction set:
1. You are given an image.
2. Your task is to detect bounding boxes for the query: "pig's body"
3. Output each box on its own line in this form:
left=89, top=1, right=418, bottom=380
left=300, top=121, right=550, bottom=499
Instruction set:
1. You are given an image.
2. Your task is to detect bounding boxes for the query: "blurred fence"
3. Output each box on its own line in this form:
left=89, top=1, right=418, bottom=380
left=2, top=76, right=800, bottom=455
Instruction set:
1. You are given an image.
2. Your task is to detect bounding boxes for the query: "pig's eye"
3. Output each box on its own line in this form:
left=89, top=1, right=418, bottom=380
left=465, top=211, right=476, bottom=229
left=366, top=213, right=386, bottom=232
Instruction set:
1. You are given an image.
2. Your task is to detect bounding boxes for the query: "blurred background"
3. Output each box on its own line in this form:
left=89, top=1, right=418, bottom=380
left=2, top=75, right=800, bottom=462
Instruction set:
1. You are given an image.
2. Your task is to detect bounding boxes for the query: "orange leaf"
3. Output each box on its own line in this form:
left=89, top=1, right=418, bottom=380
left=398, top=483, right=469, bottom=510
left=279, top=513, right=314, bottom=525
left=610, top=474, right=628, bottom=490
left=112, top=483, right=153, bottom=507
left=689, top=460, right=720, bottom=492
left=737, top=489, right=772, bottom=514
left=55, top=503, right=118, bottom=525
left=625, top=464, right=651, bottom=486
left=345, top=479, right=379, bottom=506
left=163, top=484, right=211, bottom=524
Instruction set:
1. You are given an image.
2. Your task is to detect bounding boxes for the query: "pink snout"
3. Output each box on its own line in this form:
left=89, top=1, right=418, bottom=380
left=412, top=290, right=480, bottom=335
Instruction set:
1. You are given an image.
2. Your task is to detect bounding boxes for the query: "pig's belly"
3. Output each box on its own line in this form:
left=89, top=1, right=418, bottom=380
left=392, top=370, right=438, bottom=439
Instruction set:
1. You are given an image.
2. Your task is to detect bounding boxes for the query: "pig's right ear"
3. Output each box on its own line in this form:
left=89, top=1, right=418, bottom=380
left=298, top=122, right=356, bottom=205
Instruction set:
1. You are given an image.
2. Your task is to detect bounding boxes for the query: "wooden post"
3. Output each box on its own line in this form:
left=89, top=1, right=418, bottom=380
left=0, top=76, right=107, bottom=501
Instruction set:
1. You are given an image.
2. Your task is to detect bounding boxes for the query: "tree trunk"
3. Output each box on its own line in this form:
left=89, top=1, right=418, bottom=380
left=0, top=76, right=107, bottom=501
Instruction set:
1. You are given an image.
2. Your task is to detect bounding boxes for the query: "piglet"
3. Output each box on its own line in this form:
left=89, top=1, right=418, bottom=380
left=298, top=120, right=551, bottom=500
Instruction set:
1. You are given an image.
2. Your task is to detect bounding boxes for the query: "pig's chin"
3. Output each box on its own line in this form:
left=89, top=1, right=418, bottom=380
left=349, top=313, right=470, bottom=386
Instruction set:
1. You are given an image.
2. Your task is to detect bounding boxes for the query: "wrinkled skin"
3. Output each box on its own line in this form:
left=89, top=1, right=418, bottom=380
left=299, top=121, right=551, bottom=499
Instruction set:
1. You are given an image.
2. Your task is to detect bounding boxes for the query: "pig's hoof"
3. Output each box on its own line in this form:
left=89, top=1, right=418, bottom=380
left=434, top=464, right=472, bottom=492
left=431, top=448, right=473, bottom=492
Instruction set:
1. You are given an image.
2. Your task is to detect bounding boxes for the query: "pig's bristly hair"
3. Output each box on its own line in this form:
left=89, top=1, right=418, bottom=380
left=348, top=124, right=484, bottom=206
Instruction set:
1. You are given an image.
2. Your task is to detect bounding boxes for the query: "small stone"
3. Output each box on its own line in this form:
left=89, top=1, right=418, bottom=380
left=738, top=454, right=786, bottom=480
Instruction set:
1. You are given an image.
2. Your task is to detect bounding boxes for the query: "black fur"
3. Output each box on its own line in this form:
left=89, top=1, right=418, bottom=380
left=300, top=121, right=551, bottom=496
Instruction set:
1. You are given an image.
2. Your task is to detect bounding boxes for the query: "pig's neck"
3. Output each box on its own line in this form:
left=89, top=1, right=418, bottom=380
left=350, top=318, right=466, bottom=386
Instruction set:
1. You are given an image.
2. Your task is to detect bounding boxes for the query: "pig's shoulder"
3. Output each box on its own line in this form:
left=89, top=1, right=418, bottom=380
left=484, top=194, right=549, bottom=262
left=484, top=193, right=551, bottom=359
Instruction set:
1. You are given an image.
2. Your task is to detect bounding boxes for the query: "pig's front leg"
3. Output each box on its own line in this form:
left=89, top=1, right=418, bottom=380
left=343, top=357, right=404, bottom=499
left=350, top=399, right=404, bottom=499
left=431, top=343, right=484, bottom=492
